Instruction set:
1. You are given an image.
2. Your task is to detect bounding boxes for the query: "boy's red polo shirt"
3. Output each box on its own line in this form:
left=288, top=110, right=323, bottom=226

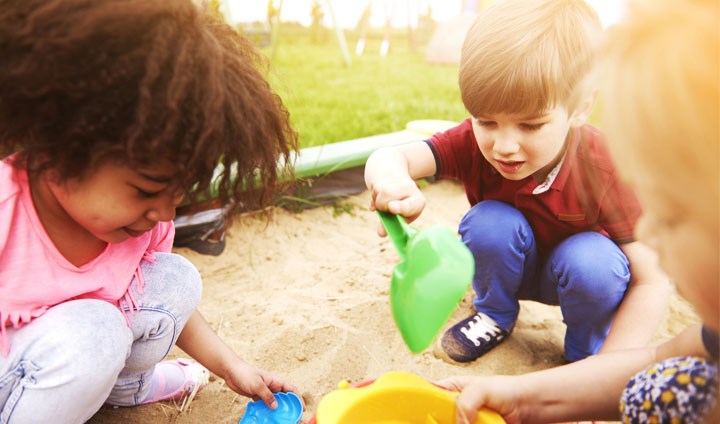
left=426, top=118, right=642, bottom=254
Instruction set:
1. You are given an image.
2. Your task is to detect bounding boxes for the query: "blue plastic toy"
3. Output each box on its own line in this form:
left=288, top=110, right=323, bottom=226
left=238, top=392, right=303, bottom=424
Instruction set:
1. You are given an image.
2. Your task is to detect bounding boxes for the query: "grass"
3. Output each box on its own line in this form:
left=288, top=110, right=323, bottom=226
left=259, top=26, right=469, bottom=148
left=256, top=25, right=604, bottom=149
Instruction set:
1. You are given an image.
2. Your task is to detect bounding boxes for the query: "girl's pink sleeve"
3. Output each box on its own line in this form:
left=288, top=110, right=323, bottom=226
left=149, top=221, right=175, bottom=253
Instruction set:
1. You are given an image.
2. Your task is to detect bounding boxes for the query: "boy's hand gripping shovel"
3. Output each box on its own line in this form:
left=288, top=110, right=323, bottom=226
left=377, top=211, right=474, bottom=353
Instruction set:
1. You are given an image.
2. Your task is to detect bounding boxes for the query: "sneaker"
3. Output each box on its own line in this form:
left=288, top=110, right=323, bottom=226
left=437, top=312, right=511, bottom=363
left=141, top=358, right=210, bottom=404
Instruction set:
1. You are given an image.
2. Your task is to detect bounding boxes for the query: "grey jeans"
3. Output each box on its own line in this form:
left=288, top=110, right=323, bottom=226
left=0, top=253, right=202, bottom=423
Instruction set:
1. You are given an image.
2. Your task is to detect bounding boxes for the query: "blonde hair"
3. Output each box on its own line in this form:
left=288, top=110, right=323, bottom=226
left=459, top=0, right=601, bottom=117
left=601, top=0, right=719, bottom=234
left=602, top=3, right=719, bottom=419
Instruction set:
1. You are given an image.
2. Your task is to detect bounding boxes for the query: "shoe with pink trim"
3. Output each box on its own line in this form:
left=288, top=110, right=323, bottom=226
left=141, top=358, right=210, bottom=404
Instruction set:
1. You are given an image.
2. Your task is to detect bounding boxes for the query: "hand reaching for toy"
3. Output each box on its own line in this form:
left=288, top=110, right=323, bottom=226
left=223, top=361, right=301, bottom=409
left=437, top=375, right=522, bottom=424
left=176, top=311, right=302, bottom=410
left=369, top=179, right=427, bottom=236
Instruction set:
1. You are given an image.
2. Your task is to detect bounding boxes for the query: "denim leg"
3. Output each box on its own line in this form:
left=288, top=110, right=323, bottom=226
left=106, top=252, right=202, bottom=406
left=0, top=300, right=132, bottom=424
left=538, top=232, right=630, bottom=361
left=459, top=200, right=539, bottom=330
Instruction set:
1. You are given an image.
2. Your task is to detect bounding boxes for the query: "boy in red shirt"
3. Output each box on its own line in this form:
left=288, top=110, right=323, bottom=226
left=364, top=0, right=669, bottom=363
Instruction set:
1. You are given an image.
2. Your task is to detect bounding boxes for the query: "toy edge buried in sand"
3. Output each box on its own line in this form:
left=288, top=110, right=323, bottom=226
left=308, top=371, right=506, bottom=424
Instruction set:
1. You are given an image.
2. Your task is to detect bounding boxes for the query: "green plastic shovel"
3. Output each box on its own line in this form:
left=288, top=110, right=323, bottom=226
left=377, top=211, right=474, bottom=353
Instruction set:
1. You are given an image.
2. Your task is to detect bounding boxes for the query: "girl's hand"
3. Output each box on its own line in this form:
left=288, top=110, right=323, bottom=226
left=437, top=375, right=523, bottom=424
left=176, top=312, right=302, bottom=409
left=223, top=361, right=300, bottom=409
left=369, top=179, right=427, bottom=235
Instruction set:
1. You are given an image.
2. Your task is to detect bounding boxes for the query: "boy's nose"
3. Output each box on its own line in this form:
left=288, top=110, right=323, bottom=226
left=493, top=130, right=521, bottom=155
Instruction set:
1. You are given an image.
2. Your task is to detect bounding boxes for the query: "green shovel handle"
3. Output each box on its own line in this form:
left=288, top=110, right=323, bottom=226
left=377, top=210, right=417, bottom=261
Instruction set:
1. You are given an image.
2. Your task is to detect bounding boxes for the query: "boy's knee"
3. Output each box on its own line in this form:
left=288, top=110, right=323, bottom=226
left=460, top=200, right=531, bottom=250
left=553, top=233, right=630, bottom=294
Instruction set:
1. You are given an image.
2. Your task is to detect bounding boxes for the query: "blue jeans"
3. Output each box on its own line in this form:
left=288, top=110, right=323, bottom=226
left=0, top=252, right=201, bottom=423
left=459, top=200, right=630, bottom=361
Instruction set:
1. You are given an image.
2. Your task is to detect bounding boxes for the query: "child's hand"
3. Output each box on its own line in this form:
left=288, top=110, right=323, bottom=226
left=369, top=179, right=427, bottom=235
left=223, top=361, right=301, bottom=409
left=437, top=375, right=521, bottom=424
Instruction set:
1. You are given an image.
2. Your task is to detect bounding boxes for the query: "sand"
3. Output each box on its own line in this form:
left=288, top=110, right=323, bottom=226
left=88, top=179, right=700, bottom=424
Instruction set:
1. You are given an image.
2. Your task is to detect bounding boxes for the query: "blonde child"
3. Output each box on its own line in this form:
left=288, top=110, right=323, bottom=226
left=440, top=0, right=719, bottom=422
left=365, top=0, right=668, bottom=364
left=0, top=0, right=299, bottom=422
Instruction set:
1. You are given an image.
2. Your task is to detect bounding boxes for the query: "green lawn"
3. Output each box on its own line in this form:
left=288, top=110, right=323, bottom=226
left=260, top=26, right=469, bottom=148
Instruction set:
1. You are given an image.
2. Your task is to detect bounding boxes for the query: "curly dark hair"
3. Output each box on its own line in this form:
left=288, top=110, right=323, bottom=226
left=0, top=0, right=298, bottom=214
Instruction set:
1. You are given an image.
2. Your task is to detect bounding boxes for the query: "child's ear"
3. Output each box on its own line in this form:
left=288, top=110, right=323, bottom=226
left=569, top=90, right=598, bottom=127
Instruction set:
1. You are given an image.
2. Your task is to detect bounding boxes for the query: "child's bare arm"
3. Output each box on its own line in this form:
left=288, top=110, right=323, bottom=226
left=440, top=346, right=660, bottom=424
left=599, top=241, right=671, bottom=353
left=656, top=323, right=707, bottom=359
left=442, top=325, right=708, bottom=424
left=364, top=141, right=436, bottom=228
left=176, top=311, right=299, bottom=408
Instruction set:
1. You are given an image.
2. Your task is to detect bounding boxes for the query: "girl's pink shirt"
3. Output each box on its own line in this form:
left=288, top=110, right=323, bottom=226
left=0, top=158, right=174, bottom=354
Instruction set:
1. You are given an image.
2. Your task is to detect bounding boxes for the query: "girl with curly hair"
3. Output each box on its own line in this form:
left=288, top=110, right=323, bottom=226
left=0, top=0, right=299, bottom=421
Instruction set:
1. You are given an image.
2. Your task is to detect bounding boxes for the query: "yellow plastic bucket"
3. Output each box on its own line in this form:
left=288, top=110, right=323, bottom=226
left=310, top=371, right=505, bottom=424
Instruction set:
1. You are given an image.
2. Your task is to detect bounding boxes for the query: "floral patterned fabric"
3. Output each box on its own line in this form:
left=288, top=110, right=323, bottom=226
left=620, top=356, right=718, bottom=423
